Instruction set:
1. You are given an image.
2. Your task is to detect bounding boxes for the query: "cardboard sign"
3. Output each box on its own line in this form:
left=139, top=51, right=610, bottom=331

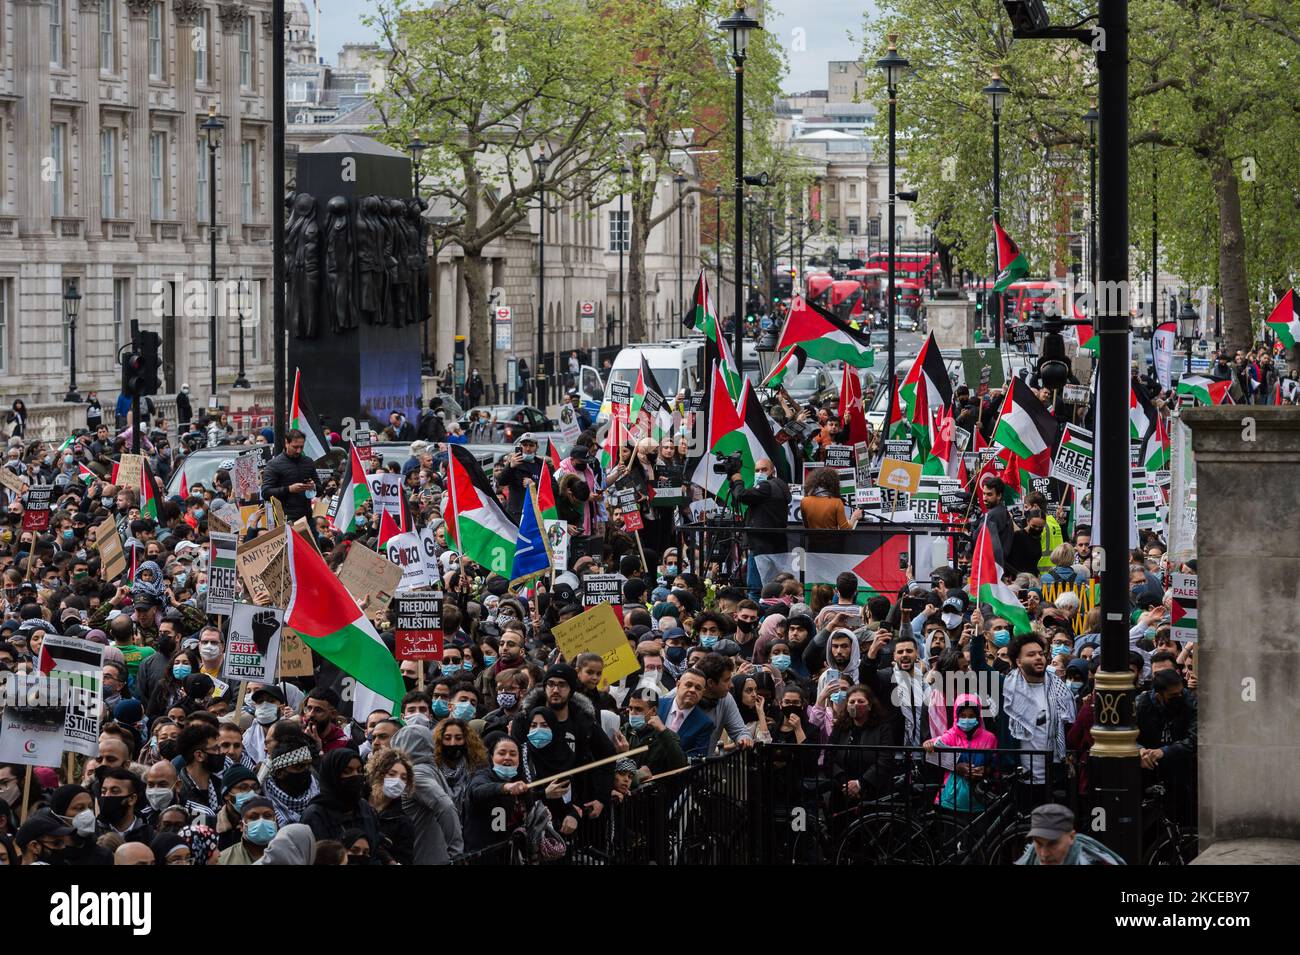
left=1051, top=424, right=1094, bottom=488
left=233, top=453, right=262, bottom=502
left=210, top=499, right=243, bottom=532
left=385, top=531, right=432, bottom=593
left=1170, top=572, right=1198, bottom=644
left=551, top=601, right=639, bottom=687
left=236, top=525, right=289, bottom=607
left=395, top=593, right=444, bottom=660
left=824, top=444, right=854, bottom=469
left=557, top=404, right=582, bottom=445
left=876, top=457, right=922, bottom=495
left=222, top=603, right=284, bottom=684
left=0, top=468, right=26, bottom=496
left=581, top=573, right=625, bottom=609
left=961, top=346, right=1005, bottom=396
left=884, top=439, right=912, bottom=462
left=206, top=532, right=239, bottom=616
left=338, top=541, right=402, bottom=620
left=40, top=636, right=102, bottom=758
left=94, top=516, right=127, bottom=581
left=0, top=706, right=67, bottom=768
left=1063, top=384, right=1090, bottom=404
left=544, top=519, right=570, bottom=571
left=277, top=627, right=315, bottom=677
left=22, top=485, right=53, bottom=531
left=115, top=453, right=144, bottom=491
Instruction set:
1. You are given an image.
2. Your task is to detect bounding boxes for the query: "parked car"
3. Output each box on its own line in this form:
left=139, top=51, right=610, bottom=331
left=460, top=405, right=561, bottom=445
left=783, top=362, right=839, bottom=408
left=164, top=446, right=274, bottom=497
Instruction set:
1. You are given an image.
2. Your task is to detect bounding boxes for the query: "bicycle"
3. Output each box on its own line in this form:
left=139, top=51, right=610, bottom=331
left=1142, top=784, right=1198, bottom=865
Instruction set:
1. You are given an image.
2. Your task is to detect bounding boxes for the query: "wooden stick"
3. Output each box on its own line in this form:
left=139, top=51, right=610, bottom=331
left=418, top=665, right=425, bottom=692
left=234, top=680, right=248, bottom=717
left=20, top=765, right=32, bottom=823
left=525, top=745, right=649, bottom=790
left=65, top=752, right=75, bottom=786
left=644, top=763, right=693, bottom=783
left=633, top=528, right=648, bottom=574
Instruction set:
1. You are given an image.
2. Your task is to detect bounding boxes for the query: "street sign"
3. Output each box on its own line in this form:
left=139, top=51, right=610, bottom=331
left=495, top=322, right=512, bottom=349
left=494, top=306, right=512, bottom=323
left=579, top=300, right=597, bottom=334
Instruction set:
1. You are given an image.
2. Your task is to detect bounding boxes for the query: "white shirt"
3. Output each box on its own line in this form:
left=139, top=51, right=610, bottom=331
left=1020, top=681, right=1051, bottom=783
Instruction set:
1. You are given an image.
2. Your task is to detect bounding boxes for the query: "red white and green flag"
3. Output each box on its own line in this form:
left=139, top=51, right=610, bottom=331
left=285, top=528, right=406, bottom=718
left=1265, top=289, right=1300, bottom=349
left=140, top=460, right=161, bottom=520
left=838, top=363, right=870, bottom=447
left=992, top=378, right=1056, bottom=478
left=992, top=221, right=1030, bottom=292
left=898, top=332, right=952, bottom=460
left=77, top=463, right=96, bottom=486
left=1075, top=323, right=1099, bottom=355
left=760, top=345, right=806, bottom=389
left=537, top=459, right=560, bottom=521
left=969, top=521, right=1033, bottom=635
left=1145, top=414, right=1170, bottom=473
left=289, top=368, right=329, bottom=461
left=685, top=362, right=749, bottom=501
left=599, top=413, right=629, bottom=472
left=377, top=508, right=402, bottom=548
left=330, top=445, right=372, bottom=533
left=684, top=271, right=718, bottom=340
left=775, top=295, right=875, bottom=368
left=442, top=443, right=518, bottom=576
left=1176, top=375, right=1233, bottom=406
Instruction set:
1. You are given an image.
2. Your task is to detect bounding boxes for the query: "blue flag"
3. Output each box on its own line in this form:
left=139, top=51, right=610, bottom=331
left=510, top=484, right=552, bottom=587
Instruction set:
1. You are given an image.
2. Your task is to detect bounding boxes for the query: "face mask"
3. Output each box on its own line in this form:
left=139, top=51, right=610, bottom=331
left=440, top=663, right=460, bottom=677
left=462, top=661, right=474, bottom=672
left=255, top=701, right=279, bottom=725
left=771, top=654, right=791, bottom=671
left=277, top=771, right=311, bottom=796
left=493, top=763, right=518, bottom=780
left=174, top=572, right=188, bottom=590
left=1067, top=681, right=1085, bottom=696
left=71, top=808, right=97, bottom=836
left=64, top=454, right=74, bottom=466
left=527, top=727, right=553, bottom=749
left=62, top=529, right=74, bottom=541
left=699, top=636, right=717, bottom=650
left=992, top=630, right=1011, bottom=647
left=1052, top=645, right=1071, bottom=657
left=431, top=699, right=450, bottom=718
left=496, top=692, right=517, bottom=710
left=382, top=776, right=406, bottom=798
left=199, top=643, right=221, bottom=661
left=627, top=714, right=646, bottom=730
left=157, top=739, right=178, bottom=761
left=245, top=818, right=277, bottom=846
left=664, top=565, right=678, bottom=576
left=337, top=776, right=364, bottom=802
left=102, top=497, right=114, bottom=508
left=98, top=795, right=131, bottom=826
left=146, top=787, right=174, bottom=812
left=483, top=655, right=497, bottom=668
left=755, top=473, right=769, bottom=483
left=957, top=717, right=980, bottom=732
left=452, top=701, right=475, bottom=720
left=830, top=691, right=848, bottom=705
left=1144, top=628, right=1157, bottom=641
left=665, top=646, right=687, bottom=664
left=195, top=508, right=206, bottom=519
left=172, top=663, right=192, bottom=680
left=204, top=752, right=227, bottom=774
left=735, top=619, right=755, bottom=634
left=522, top=453, right=536, bottom=462
left=233, top=791, right=256, bottom=812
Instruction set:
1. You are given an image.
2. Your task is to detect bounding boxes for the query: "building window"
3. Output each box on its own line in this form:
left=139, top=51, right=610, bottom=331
left=113, top=278, right=128, bottom=355
left=50, top=125, right=66, bottom=216
left=828, top=183, right=837, bottom=200
left=241, top=140, right=254, bottom=222
left=848, top=183, right=857, bottom=199
left=100, top=128, right=118, bottom=218
left=848, top=217, right=859, bottom=236
left=288, top=79, right=306, bottom=102
left=50, top=0, right=64, bottom=67
left=608, top=210, right=629, bottom=252
left=100, top=0, right=116, bottom=72
left=245, top=279, right=262, bottom=362
left=196, top=139, right=208, bottom=221
left=196, top=9, right=210, bottom=83
left=353, top=80, right=370, bottom=93
left=148, top=3, right=163, bottom=79
left=149, top=131, right=166, bottom=219
left=0, top=279, right=9, bottom=374
left=239, top=17, right=253, bottom=87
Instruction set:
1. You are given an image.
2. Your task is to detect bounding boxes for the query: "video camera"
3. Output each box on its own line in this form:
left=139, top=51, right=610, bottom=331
left=712, top=451, right=744, bottom=476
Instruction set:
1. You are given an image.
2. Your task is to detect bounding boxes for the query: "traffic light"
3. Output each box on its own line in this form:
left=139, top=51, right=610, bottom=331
left=121, top=330, right=162, bottom=397
left=122, top=348, right=144, bottom=397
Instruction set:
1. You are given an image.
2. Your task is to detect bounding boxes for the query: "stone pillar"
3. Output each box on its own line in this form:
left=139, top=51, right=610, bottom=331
left=79, top=0, right=104, bottom=240
left=126, top=0, right=153, bottom=241
left=924, top=291, right=974, bottom=350
left=14, top=0, right=53, bottom=237
left=1182, top=406, right=1300, bottom=857
left=172, top=0, right=203, bottom=242
left=218, top=3, right=247, bottom=245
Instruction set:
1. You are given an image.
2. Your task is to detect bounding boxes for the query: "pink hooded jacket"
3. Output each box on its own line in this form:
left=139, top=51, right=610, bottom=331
left=933, top=693, right=998, bottom=750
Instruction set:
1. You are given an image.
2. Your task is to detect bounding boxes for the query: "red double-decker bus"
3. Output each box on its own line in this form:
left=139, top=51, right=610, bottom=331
left=864, top=252, right=936, bottom=312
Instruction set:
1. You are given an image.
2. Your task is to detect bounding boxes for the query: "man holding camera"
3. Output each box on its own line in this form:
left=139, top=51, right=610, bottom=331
left=496, top=433, right=543, bottom=523
left=727, top=457, right=790, bottom=602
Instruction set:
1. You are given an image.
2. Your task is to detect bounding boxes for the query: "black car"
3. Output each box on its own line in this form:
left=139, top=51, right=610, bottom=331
left=459, top=405, right=560, bottom=444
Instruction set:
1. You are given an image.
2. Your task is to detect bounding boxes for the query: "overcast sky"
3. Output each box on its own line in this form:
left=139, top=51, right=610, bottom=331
left=316, top=0, right=880, bottom=94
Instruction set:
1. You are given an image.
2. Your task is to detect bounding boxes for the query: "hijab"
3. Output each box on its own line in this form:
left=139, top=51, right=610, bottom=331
left=523, top=706, right=574, bottom=780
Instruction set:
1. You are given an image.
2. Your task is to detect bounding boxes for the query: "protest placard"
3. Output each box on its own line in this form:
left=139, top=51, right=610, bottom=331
left=277, top=628, right=314, bottom=677
left=233, top=453, right=262, bottom=502
left=1170, top=573, right=1198, bottom=644
left=94, top=516, right=127, bottom=581
left=883, top=439, right=912, bottom=462
left=338, top=542, right=402, bottom=620
left=938, top=478, right=965, bottom=512
left=40, top=636, right=102, bottom=758
left=876, top=457, right=922, bottom=495
left=22, top=485, right=53, bottom=531
left=206, top=532, right=239, bottom=616
left=1051, top=424, right=1094, bottom=488
left=221, top=603, right=284, bottom=684
left=385, top=531, right=432, bottom=593
left=368, top=472, right=404, bottom=520
left=610, top=487, right=643, bottom=532
left=551, top=602, right=639, bottom=686
left=0, top=705, right=66, bottom=768
left=395, top=594, right=444, bottom=660
left=0, top=467, right=26, bottom=497
left=236, top=525, right=288, bottom=607
left=961, top=347, right=1005, bottom=396
left=581, top=573, right=625, bottom=609
left=545, top=520, right=570, bottom=571
left=115, top=453, right=144, bottom=491
left=824, top=444, right=854, bottom=469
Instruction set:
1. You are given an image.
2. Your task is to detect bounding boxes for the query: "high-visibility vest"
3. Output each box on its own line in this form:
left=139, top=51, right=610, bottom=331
left=1037, top=515, right=1065, bottom=572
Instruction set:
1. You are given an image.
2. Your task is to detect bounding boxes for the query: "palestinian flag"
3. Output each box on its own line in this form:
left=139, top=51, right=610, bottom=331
left=775, top=295, right=875, bottom=368
left=547, top=439, right=563, bottom=472
left=739, top=379, right=793, bottom=483
left=754, top=532, right=910, bottom=602
left=285, top=527, right=406, bottom=719
left=442, top=443, right=518, bottom=576
left=761, top=345, right=806, bottom=389
left=1076, top=323, right=1099, bottom=355
left=599, top=413, right=629, bottom=472
left=1266, top=289, right=1300, bottom=349
left=1129, top=381, right=1156, bottom=444
left=924, top=403, right=956, bottom=477
left=178, top=468, right=189, bottom=498
left=330, top=445, right=372, bottom=533
left=57, top=435, right=76, bottom=454
left=77, top=463, right=96, bottom=486
left=631, top=355, right=671, bottom=439
left=1144, top=414, right=1170, bottom=473
left=969, top=521, right=1033, bottom=635
left=377, top=508, right=402, bottom=548
left=684, top=271, right=718, bottom=340
left=685, top=361, right=746, bottom=500
left=886, top=374, right=910, bottom=441
left=993, top=221, right=1029, bottom=292
left=537, top=458, right=560, bottom=521
left=705, top=324, right=744, bottom=402
left=898, top=332, right=952, bottom=459
left=289, top=368, right=330, bottom=461
left=140, top=460, right=161, bottom=520
left=838, top=363, right=869, bottom=446
left=993, top=378, right=1055, bottom=478
left=1177, top=375, right=1233, bottom=406
left=1170, top=590, right=1197, bottom=639
left=110, top=460, right=120, bottom=485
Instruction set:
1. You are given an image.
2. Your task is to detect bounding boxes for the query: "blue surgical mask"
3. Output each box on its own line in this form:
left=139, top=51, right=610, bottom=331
left=172, top=663, right=192, bottom=679
left=527, top=727, right=553, bottom=748
left=771, top=654, right=791, bottom=671
left=957, top=717, right=979, bottom=732
left=431, top=699, right=450, bottom=718
left=441, top=663, right=461, bottom=676
left=1144, top=628, right=1157, bottom=641
left=174, top=572, right=188, bottom=589
left=492, top=764, right=519, bottom=780
left=195, top=508, right=205, bottom=519
left=699, top=636, right=717, bottom=650
left=1067, top=681, right=1085, bottom=695
left=627, top=714, right=646, bottom=730
left=755, top=473, right=769, bottom=483
left=462, top=661, right=474, bottom=672
left=452, top=701, right=475, bottom=720
left=992, top=630, right=1011, bottom=647
left=233, top=791, right=256, bottom=812
left=665, top=646, right=687, bottom=665
left=483, top=655, right=497, bottom=668
left=62, top=529, right=74, bottom=541
left=830, top=691, right=847, bottom=705
left=1052, top=644, right=1071, bottom=657
left=245, top=818, right=277, bottom=846
left=664, top=565, right=678, bottom=576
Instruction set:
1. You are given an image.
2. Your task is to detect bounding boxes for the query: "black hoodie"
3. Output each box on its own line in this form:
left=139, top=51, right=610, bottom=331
left=298, top=748, right=381, bottom=861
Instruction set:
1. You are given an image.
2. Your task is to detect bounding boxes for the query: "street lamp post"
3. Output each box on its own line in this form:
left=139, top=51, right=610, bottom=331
left=201, top=105, right=224, bottom=403
left=982, top=69, right=1009, bottom=349
left=409, top=137, right=430, bottom=375
left=745, top=194, right=755, bottom=322
left=766, top=205, right=775, bottom=309
left=1083, top=102, right=1099, bottom=300
left=534, top=153, right=551, bottom=409
left=721, top=1, right=760, bottom=362
left=233, top=275, right=251, bottom=389
left=877, top=34, right=908, bottom=388
left=62, top=280, right=81, bottom=402
left=714, top=186, right=723, bottom=301
left=674, top=173, right=687, bottom=326
left=1178, top=299, right=1198, bottom=376
left=619, top=165, right=630, bottom=348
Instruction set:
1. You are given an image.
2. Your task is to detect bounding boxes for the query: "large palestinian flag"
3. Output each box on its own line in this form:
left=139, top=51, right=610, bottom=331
left=289, top=368, right=330, bottom=461
left=285, top=527, right=406, bottom=720
left=775, top=295, right=875, bottom=368
left=993, top=378, right=1056, bottom=478
left=838, top=363, right=869, bottom=446
left=1176, top=375, right=1233, bottom=406
left=443, top=444, right=518, bottom=576
left=331, top=445, right=372, bottom=533
left=684, top=271, right=718, bottom=340
left=1266, top=289, right=1300, bottom=349
left=898, top=332, right=952, bottom=459
left=761, top=345, right=806, bottom=389
left=969, top=521, right=1033, bottom=635
left=630, top=355, right=672, bottom=439
left=753, top=531, right=910, bottom=601
left=993, top=221, right=1029, bottom=292
left=685, top=366, right=786, bottom=502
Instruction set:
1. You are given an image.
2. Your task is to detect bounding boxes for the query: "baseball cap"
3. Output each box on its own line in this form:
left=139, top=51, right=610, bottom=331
left=518, top=432, right=537, bottom=444
left=15, top=809, right=75, bottom=846
left=1026, top=803, right=1075, bottom=840
left=250, top=684, right=286, bottom=705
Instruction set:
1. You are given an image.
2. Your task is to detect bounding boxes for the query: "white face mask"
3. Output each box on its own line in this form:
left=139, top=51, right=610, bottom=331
left=146, top=787, right=174, bottom=812
left=254, top=701, right=280, bottom=725
left=199, top=642, right=221, bottom=661
left=382, top=776, right=406, bottom=799
left=71, top=808, right=97, bottom=836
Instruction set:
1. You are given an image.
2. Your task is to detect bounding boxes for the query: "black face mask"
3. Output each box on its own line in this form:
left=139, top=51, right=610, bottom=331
left=735, top=619, right=755, bottom=634
left=203, top=752, right=227, bottom=774
left=337, top=776, right=364, bottom=803
left=40, top=844, right=71, bottom=865
left=442, top=744, right=466, bottom=762
left=277, top=771, right=312, bottom=796
left=98, top=795, right=131, bottom=826
left=347, top=854, right=368, bottom=866
left=156, top=634, right=176, bottom=657
left=403, top=676, right=418, bottom=692
left=157, top=739, right=178, bottom=761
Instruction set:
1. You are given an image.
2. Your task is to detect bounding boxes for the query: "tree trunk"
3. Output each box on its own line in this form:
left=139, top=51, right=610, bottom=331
left=1212, top=153, right=1252, bottom=353
left=627, top=190, right=654, bottom=343
left=463, top=251, right=491, bottom=386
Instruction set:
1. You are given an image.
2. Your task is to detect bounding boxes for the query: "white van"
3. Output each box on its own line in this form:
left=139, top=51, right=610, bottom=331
left=599, top=340, right=705, bottom=422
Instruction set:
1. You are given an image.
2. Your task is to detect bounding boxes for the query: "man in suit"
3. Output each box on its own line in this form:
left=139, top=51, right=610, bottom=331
left=657, top=668, right=714, bottom=759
